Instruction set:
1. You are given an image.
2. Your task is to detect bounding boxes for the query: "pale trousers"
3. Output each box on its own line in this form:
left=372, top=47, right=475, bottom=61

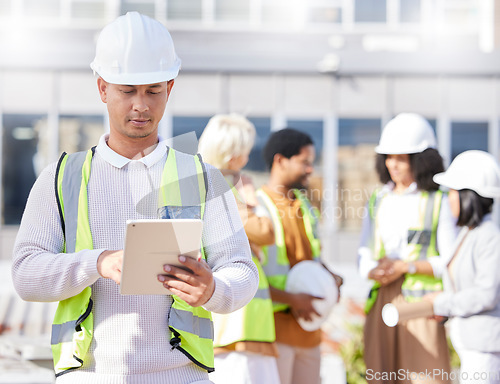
left=276, top=343, right=321, bottom=384
left=450, top=320, right=500, bottom=384
left=209, top=351, right=281, bottom=384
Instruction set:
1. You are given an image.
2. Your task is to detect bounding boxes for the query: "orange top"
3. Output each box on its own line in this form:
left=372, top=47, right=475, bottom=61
left=260, top=186, right=322, bottom=348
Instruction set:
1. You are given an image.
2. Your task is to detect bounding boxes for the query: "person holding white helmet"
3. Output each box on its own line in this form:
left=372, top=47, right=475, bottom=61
left=258, top=128, right=343, bottom=384
left=426, top=150, right=500, bottom=384
left=11, top=12, right=258, bottom=384
left=358, top=113, right=458, bottom=384
left=198, top=114, right=280, bottom=384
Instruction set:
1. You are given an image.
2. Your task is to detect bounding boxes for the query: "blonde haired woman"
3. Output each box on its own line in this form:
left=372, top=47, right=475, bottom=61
left=199, top=114, right=280, bottom=384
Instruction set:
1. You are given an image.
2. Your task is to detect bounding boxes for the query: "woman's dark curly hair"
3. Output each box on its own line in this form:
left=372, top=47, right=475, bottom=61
left=375, top=148, right=444, bottom=192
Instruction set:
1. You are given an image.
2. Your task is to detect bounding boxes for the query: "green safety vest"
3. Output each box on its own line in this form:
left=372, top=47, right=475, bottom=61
left=213, top=256, right=275, bottom=346
left=212, top=178, right=275, bottom=346
left=256, top=188, right=321, bottom=312
left=364, top=189, right=444, bottom=313
left=51, top=147, right=214, bottom=377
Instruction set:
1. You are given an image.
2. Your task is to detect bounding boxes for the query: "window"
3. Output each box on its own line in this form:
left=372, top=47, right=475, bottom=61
left=71, top=1, right=106, bottom=21
left=172, top=116, right=211, bottom=155
left=121, top=2, right=155, bottom=18
left=354, top=0, right=386, bottom=23
left=287, top=119, right=324, bottom=166
left=261, top=0, right=297, bottom=25
left=245, top=117, right=271, bottom=172
left=167, top=0, right=202, bottom=20
left=400, top=0, right=420, bottom=23
left=0, top=0, right=11, bottom=16
left=2, top=114, right=42, bottom=225
left=24, top=0, right=60, bottom=18
left=451, top=122, right=488, bottom=160
left=339, top=118, right=381, bottom=146
left=58, top=115, right=105, bottom=154
left=307, top=6, right=341, bottom=24
left=215, top=0, right=250, bottom=22
left=338, top=118, right=381, bottom=230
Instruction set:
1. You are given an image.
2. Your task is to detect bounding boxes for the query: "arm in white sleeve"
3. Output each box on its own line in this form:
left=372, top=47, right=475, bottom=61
left=428, top=194, right=459, bottom=278
left=200, top=165, right=258, bottom=314
left=434, top=229, right=500, bottom=317
left=358, top=203, right=378, bottom=279
left=11, top=164, right=102, bottom=303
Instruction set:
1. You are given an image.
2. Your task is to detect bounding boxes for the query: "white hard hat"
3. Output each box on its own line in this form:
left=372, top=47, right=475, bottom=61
left=90, top=12, right=181, bottom=85
left=375, top=113, right=437, bottom=155
left=433, top=150, right=500, bottom=198
left=285, top=260, right=338, bottom=332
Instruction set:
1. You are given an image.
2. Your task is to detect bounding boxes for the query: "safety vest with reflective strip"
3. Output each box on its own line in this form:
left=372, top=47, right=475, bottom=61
left=213, top=256, right=275, bottom=346
left=364, top=189, right=444, bottom=313
left=51, top=147, right=214, bottom=377
left=212, top=180, right=275, bottom=346
left=256, top=188, right=321, bottom=312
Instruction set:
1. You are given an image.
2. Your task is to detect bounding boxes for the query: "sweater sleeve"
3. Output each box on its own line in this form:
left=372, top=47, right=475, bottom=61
left=11, top=164, right=103, bottom=303
left=200, top=165, right=258, bottom=314
left=433, top=225, right=500, bottom=317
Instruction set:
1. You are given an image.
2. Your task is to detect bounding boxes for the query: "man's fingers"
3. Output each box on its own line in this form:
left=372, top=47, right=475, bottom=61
left=177, top=254, right=208, bottom=273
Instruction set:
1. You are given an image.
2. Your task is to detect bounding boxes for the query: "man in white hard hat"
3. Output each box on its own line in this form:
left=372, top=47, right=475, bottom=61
left=11, top=12, right=258, bottom=384
left=257, top=128, right=343, bottom=384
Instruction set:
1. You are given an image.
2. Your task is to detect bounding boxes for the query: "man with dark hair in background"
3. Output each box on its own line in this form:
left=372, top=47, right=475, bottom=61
left=257, top=128, right=342, bottom=384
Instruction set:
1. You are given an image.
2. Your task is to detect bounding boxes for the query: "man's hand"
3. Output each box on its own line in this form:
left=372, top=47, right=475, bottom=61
left=289, top=292, right=323, bottom=322
left=158, top=255, right=215, bottom=307
left=97, top=250, right=123, bottom=285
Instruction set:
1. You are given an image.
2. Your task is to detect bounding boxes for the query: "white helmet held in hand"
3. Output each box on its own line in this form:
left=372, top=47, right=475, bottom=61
left=433, top=150, right=500, bottom=198
left=285, top=260, right=338, bottom=332
left=90, top=12, right=181, bottom=85
left=375, top=113, right=437, bottom=155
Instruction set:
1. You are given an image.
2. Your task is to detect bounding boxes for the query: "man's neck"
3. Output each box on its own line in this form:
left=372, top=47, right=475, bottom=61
left=107, top=134, right=159, bottom=159
left=266, top=177, right=293, bottom=198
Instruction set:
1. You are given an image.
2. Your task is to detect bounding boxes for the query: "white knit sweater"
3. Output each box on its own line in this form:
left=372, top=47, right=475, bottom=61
left=12, top=135, right=258, bottom=384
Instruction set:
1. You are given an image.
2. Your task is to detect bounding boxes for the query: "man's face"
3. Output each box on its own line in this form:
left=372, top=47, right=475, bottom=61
left=281, top=144, right=315, bottom=190
left=97, top=78, right=173, bottom=140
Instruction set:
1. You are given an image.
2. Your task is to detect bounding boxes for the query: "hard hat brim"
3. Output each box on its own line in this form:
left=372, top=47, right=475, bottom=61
left=91, top=68, right=180, bottom=85
left=434, top=172, right=500, bottom=199
left=375, top=142, right=436, bottom=155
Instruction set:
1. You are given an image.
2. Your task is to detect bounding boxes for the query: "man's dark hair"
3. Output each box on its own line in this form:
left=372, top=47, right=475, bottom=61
left=375, top=148, right=444, bottom=192
left=457, top=189, right=493, bottom=228
left=262, top=128, right=313, bottom=170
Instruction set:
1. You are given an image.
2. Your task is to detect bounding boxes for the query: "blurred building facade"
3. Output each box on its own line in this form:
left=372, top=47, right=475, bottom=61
left=0, top=0, right=499, bottom=261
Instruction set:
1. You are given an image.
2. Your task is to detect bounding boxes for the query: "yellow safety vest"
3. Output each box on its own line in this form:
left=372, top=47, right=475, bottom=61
left=51, top=147, right=214, bottom=377
left=256, top=188, right=321, bottom=312
left=365, top=189, right=444, bottom=313
left=212, top=178, right=275, bottom=346
left=213, top=256, right=275, bottom=346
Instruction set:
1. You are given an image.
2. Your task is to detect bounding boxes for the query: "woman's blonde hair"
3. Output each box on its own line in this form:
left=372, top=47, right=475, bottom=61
left=198, top=113, right=256, bottom=169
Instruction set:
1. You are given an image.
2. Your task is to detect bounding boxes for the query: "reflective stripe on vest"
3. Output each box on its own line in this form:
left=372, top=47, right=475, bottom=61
left=52, top=147, right=214, bottom=377
left=364, top=189, right=444, bottom=312
left=256, top=188, right=321, bottom=312
left=213, top=256, right=275, bottom=347
left=401, top=190, right=443, bottom=302
left=212, top=179, right=275, bottom=346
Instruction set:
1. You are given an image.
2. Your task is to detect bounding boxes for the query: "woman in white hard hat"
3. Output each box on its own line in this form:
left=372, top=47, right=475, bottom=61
left=426, top=150, right=500, bottom=384
left=198, top=114, right=280, bottom=384
left=358, top=113, right=458, bottom=384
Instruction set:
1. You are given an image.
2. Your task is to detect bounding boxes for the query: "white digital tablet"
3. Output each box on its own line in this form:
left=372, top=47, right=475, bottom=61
left=120, top=219, right=203, bottom=295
